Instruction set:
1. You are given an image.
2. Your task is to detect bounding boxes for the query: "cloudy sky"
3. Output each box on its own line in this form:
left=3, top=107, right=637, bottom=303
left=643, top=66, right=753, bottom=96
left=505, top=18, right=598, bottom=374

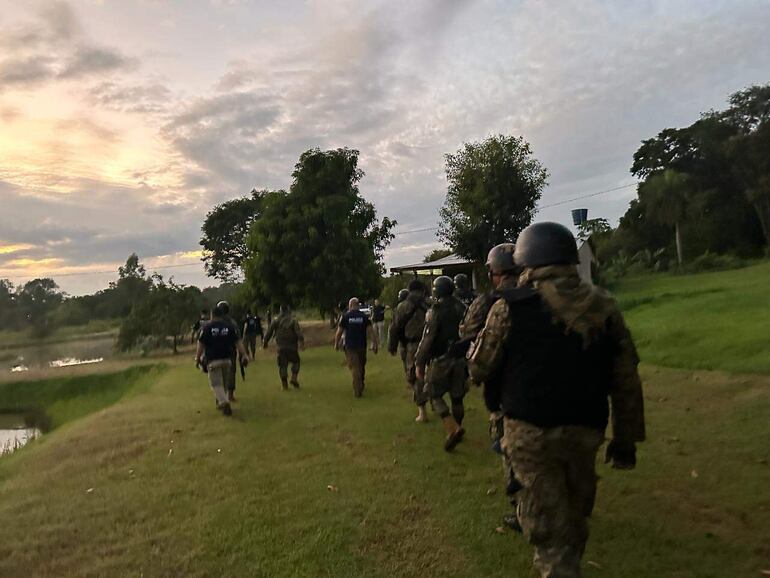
left=1, top=0, right=768, bottom=295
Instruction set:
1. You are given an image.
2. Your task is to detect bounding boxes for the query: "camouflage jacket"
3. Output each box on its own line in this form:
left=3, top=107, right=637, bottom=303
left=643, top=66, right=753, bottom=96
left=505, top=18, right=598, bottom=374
left=468, top=267, right=645, bottom=443
left=388, top=293, right=429, bottom=353
left=264, top=314, right=304, bottom=351
left=415, top=295, right=467, bottom=367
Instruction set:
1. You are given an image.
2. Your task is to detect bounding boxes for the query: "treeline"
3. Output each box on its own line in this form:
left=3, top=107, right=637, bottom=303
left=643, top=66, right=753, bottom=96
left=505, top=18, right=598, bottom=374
left=0, top=254, right=233, bottom=350
left=591, top=83, right=770, bottom=278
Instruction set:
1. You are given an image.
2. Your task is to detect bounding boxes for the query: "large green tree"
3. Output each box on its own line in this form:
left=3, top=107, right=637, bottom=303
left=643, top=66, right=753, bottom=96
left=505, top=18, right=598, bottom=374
left=16, top=278, right=64, bottom=338
left=438, top=134, right=548, bottom=263
left=201, top=190, right=266, bottom=282
left=640, top=169, right=691, bottom=265
left=246, top=148, right=395, bottom=316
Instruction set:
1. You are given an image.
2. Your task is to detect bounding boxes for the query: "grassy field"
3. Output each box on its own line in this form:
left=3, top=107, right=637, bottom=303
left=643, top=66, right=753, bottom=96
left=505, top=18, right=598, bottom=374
left=0, top=267, right=769, bottom=577
left=616, top=261, right=770, bottom=373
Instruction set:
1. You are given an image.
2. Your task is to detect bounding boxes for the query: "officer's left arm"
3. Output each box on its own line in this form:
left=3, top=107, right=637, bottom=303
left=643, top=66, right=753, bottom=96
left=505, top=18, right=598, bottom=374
left=467, top=299, right=511, bottom=385
left=607, top=311, right=646, bottom=444
left=195, top=340, right=204, bottom=364
left=334, top=323, right=344, bottom=350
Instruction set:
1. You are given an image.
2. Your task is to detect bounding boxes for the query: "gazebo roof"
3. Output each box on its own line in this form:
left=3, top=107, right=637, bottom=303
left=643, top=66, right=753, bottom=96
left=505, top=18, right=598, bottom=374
left=389, top=253, right=476, bottom=273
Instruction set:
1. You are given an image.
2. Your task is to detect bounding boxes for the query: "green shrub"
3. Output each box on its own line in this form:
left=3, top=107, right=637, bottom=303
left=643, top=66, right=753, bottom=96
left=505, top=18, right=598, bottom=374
left=684, top=252, right=747, bottom=273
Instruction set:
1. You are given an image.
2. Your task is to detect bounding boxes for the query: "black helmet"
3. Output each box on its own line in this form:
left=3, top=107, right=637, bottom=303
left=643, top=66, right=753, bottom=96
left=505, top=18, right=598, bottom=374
left=432, top=276, right=454, bottom=299
left=408, top=279, right=426, bottom=293
left=213, top=300, right=230, bottom=317
left=397, top=289, right=409, bottom=302
left=453, top=273, right=470, bottom=292
left=486, top=243, right=517, bottom=275
left=514, top=222, right=578, bottom=268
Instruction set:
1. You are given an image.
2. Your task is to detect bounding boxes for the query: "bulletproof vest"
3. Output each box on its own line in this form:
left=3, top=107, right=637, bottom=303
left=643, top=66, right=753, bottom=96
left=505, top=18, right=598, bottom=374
left=499, top=288, right=615, bottom=431
left=429, top=296, right=466, bottom=359
left=274, top=315, right=299, bottom=350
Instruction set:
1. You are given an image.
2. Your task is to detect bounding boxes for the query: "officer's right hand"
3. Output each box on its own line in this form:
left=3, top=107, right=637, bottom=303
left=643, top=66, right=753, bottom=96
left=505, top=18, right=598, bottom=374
left=604, top=440, right=636, bottom=470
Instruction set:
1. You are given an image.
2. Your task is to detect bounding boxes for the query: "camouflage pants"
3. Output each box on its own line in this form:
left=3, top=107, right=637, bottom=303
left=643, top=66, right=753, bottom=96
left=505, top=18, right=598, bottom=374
left=405, top=342, right=427, bottom=406
left=277, top=348, right=300, bottom=380
left=399, top=345, right=407, bottom=374
left=502, top=419, right=604, bottom=578
left=426, top=357, right=468, bottom=423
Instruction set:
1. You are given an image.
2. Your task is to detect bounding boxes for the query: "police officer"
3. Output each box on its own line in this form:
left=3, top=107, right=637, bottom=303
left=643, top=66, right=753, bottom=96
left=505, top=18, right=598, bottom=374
left=335, top=297, right=378, bottom=397
left=415, top=276, right=468, bottom=451
left=468, top=222, right=645, bottom=578
left=453, top=273, right=476, bottom=308
left=388, top=280, right=430, bottom=422
left=191, top=309, right=209, bottom=344
left=263, top=305, right=305, bottom=390
left=242, top=309, right=263, bottom=358
left=195, top=302, right=250, bottom=416
left=459, top=243, right=523, bottom=530
left=214, top=301, right=240, bottom=402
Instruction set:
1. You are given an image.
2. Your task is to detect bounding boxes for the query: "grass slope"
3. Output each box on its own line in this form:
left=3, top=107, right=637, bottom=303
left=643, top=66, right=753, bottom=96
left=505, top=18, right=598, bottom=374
left=0, top=348, right=768, bottom=577
left=615, top=262, right=770, bottom=373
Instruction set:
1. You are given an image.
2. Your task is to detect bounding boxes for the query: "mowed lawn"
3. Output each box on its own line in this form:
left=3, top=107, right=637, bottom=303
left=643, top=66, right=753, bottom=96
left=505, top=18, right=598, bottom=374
left=616, top=261, right=770, bottom=373
left=1, top=340, right=769, bottom=577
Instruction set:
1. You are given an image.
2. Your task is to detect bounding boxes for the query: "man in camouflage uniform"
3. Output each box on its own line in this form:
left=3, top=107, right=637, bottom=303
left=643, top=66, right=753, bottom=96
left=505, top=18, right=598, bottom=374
left=263, top=305, right=305, bottom=390
left=459, top=243, right=523, bottom=531
left=416, top=276, right=468, bottom=451
left=453, top=273, right=476, bottom=308
left=468, top=222, right=645, bottom=578
left=392, top=288, right=410, bottom=373
left=388, top=279, right=430, bottom=422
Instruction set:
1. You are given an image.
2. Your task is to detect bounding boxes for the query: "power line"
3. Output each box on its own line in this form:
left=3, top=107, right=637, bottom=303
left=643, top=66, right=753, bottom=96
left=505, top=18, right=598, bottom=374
left=536, top=182, right=637, bottom=210
left=391, top=182, right=638, bottom=237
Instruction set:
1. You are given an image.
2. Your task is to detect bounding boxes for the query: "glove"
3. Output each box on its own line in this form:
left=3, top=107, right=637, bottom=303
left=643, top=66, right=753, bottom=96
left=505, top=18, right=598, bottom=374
left=605, top=440, right=636, bottom=470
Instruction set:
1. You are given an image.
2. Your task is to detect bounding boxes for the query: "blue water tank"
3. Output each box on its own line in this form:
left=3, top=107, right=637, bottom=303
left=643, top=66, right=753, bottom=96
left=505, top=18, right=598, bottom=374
left=572, top=208, right=588, bottom=225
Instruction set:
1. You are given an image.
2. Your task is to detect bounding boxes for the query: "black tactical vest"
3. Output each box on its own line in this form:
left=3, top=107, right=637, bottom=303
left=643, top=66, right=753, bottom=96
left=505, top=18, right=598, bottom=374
left=499, top=288, right=615, bottom=431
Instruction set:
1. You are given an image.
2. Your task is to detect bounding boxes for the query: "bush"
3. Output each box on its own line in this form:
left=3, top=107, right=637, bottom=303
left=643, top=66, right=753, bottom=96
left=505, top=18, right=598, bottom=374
left=683, top=252, right=747, bottom=273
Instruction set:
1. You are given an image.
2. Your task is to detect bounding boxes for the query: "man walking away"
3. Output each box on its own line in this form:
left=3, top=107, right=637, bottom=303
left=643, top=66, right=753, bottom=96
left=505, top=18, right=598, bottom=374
left=415, top=276, right=468, bottom=452
left=196, top=303, right=249, bottom=416
left=243, top=309, right=263, bottom=358
left=372, top=299, right=386, bottom=345
left=263, top=305, right=304, bottom=390
left=469, top=222, right=645, bottom=578
left=335, top=298, right=378, bottom=397
left=389, top=289, right=409, bottom=373
left=388, top=280, right=430, bottom=421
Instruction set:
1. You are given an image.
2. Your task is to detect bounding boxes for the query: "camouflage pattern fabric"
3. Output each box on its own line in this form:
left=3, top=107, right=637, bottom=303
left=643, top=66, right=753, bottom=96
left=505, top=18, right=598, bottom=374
left=405, top=342, right=427, bottom=406
left=277, top=349, right=300, bottom=379
left=502, top=419, right=604, bottom=578
left=426, top=356, right=468, bottom=420
left=458, top=290, right=500, bottom=341
left=265, top=314, right=304, bottom=351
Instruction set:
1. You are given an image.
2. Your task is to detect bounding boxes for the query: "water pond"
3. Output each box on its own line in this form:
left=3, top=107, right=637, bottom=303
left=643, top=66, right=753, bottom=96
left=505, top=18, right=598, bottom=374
left=0, top=412, right=42, bottom=456
left=2, top=335, right=115, bottom=374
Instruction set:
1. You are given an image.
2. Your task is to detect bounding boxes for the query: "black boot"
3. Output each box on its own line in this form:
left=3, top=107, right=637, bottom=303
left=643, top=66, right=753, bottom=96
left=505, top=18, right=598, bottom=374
left=281, top=378, right=289, bottom=390
left=221, top=403, right=232, bottom=416
left=291, top=374, right=300, bottom=389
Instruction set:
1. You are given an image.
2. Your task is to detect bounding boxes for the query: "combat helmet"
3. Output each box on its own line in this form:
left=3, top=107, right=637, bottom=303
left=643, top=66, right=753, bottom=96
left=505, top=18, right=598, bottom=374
left=453, top=273, right=470, bottom=292
left=514, top=222, right=578, bottom=268
left=485, top=243, right=517, bottom=275
left=432, top=276, right=455, bottom=299
left=397, top=289, right=409, bottom=302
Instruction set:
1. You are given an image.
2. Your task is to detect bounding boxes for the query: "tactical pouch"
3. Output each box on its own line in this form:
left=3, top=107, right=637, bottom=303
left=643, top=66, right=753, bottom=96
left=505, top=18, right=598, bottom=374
left=426, top=355, right=454, bottom=396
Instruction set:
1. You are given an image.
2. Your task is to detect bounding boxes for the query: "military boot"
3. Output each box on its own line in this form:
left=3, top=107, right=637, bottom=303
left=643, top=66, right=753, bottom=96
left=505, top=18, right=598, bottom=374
left=442, top=416, right=464, bottom=452
left=290, top=374, right=300, bottom=389
left=281, top=377, right=289, bottom=391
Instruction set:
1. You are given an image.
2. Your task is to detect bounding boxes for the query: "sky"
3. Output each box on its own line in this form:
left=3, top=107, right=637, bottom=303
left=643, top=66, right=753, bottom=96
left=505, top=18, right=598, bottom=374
left=1, top=0, right=768, bottom=295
